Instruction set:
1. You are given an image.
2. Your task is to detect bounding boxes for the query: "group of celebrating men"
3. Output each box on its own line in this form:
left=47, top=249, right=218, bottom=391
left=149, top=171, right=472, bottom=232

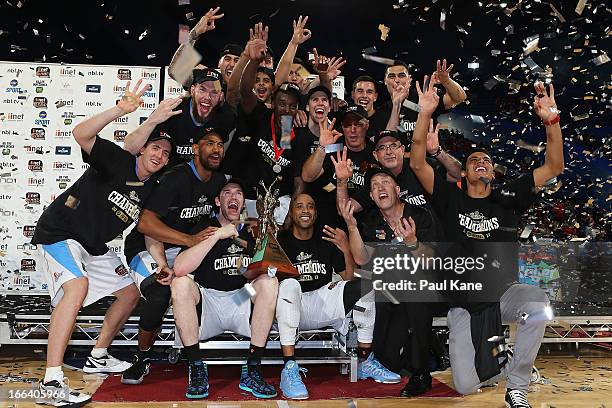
left=31, top=7, right=564, bottom=408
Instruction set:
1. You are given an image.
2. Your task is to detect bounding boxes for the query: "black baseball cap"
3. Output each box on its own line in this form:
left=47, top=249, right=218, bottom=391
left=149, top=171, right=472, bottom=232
left=192, top=68, right=222, bottom=85
left=193, top=127, right=225, bottom=144
left=146, top=130, right=175, bottom=148
left=365, top=166, right=398, bottom=189
left=341, top=105, right=368, bottom=122
left=274, top=82, right=302, bottom=101
left=256, top=67, right=275, bottom=83
left=373, top=130, right=408, bottom=148
left=220, top=43, right=243, bottom=57
left=307, top=85, right=332, bottom=102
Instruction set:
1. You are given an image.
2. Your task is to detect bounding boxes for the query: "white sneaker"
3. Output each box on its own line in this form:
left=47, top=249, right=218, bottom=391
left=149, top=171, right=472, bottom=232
left=37, top=376, right=91, bottom=407
left=82, top=353, right=131, bottom=373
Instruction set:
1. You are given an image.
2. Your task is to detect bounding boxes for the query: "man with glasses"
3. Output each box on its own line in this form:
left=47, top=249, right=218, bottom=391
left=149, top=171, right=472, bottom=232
left=301, top=106, right=377, bottom=228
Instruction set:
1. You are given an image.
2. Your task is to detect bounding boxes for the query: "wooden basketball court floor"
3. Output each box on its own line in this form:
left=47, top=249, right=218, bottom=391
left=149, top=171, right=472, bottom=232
left=1, top=345, right=609, bottom=408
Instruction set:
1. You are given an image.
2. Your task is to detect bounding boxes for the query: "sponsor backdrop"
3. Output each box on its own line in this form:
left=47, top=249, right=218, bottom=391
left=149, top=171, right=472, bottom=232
left=0, top=61, right=161, bottom=293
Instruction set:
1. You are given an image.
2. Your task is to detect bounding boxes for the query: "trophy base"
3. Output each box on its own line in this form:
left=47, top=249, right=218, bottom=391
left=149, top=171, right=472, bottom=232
left=243, top=261, right=299, bottom=280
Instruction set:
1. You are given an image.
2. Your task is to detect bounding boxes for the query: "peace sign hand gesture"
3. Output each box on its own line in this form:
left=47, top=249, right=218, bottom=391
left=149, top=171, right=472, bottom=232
left=533, top=82, right=558, bottom=122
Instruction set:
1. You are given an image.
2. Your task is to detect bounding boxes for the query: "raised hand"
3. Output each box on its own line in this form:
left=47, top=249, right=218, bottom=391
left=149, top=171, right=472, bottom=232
left=312, top=49, right=346, bottom=81
left=147, top=97, right=183, bottom=125
left=246, top=23, right=268, bottom=62
left=318, top=117, right=342, bottom=147
left=426, top=119, right=442, bottom=155
left=322, top=225, right=350, bottom=253
left=330, top=146, right=354, bottom=181
left=291, top=15, right=311, bottom=45
left=533, top=82, right=558, bottom=122
left=194, top=6, right=224, bottom=35
left=434, top=59, right=454, bottom=85
left=339, top=198, right=357, bottom=229
left=117, top=79, right=148, bottom=114
left=415, top=75, right=440, bottom=116
left=395, top=216, right=417, bottom=244
left=391, top=81, right=410, bottom=105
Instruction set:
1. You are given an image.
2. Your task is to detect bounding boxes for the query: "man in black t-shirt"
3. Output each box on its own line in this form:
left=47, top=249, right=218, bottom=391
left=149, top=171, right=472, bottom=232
left=32, top=83, right=172, bottom=407
left=121, top=128, right=228, bottom=385
left=411, top=78, right=563, bottom=407
left=170, top=179, right=278, bottom=399
left=350, top=75, right=388, bottom=138
left=346, top=167, right=441, bottom=397
left=334, top=129, right=459, bottom=240
left=380, top=60, right=466, bottom=137
left=275, top=193, right=399, bottom=400
left=123, top=68, right=237, bottom=164
left=302, top=105, right=377, bottom=228
left=229, top=29, right=304, bottom=223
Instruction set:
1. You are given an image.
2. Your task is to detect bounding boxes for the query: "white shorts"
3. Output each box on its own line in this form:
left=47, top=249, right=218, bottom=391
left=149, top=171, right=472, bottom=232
left=129, top=247, right=181, bottom=292
left=300, top=280, right=351, bottom=335
left=198, top=286, right=252, bottom=340
left=245, top=194, right=291, bottom=225
left=39, top=239, right=134, bottom=307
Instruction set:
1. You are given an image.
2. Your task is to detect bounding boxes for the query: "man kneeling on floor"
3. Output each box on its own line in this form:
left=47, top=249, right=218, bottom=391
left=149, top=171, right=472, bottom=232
left=276, top=193, right=400, bottom=400
left=171, top=178, right=279, bottom=399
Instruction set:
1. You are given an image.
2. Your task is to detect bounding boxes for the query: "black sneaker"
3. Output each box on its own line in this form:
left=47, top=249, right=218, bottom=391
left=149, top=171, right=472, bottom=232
left=186, top=359, right=209, bottom=399
left=505, top=389, right=532, bottom=408
left=121, top=354, right=151, bottom=385
left=37, top=377, right=91, bottom=407
left=238, top=364, right=277, bottom=398
left=400, top=372, right=433, bottom=397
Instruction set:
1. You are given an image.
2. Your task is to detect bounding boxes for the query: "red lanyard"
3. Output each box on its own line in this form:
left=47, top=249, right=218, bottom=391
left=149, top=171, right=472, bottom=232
left=270, top=113, right=295, bottom=161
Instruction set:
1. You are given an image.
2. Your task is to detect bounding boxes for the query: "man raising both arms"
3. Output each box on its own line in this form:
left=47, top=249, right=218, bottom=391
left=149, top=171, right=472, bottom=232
left=410, top=77, right=563, bottom=408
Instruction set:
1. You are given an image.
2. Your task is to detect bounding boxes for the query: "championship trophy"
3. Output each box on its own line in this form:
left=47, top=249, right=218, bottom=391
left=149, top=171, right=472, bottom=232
left=242, top=178, right=298, bottom=280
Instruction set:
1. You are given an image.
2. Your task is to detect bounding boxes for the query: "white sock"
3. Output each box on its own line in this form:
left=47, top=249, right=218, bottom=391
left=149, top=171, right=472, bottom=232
left=91, top=347, right=108, bottom=359
left=44, top=366, right=63, bottom=383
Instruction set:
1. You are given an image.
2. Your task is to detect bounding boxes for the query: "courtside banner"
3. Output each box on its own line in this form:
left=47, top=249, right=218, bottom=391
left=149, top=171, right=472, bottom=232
left=0, top=61, right=161, bottom=293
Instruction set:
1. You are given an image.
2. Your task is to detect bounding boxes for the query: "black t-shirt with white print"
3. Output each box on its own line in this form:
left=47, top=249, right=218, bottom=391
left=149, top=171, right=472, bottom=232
left=305, top=137, right=377, bottom=227
left=228, top=101, right=296, bottom=196
left=359, top=202, right=439, bottom=244
left=277, top=230, right=346, bottom=293
left=153, top=97, right=236, bottom=164
left=431, top=171, right=539, bottom=244
left=189, top=217, right=255, bottom=292
left=32, top=136, right=160, bottom=256
left=122, top=161, right=226, bottom=264
left=291, top=126, right=320, bottom=178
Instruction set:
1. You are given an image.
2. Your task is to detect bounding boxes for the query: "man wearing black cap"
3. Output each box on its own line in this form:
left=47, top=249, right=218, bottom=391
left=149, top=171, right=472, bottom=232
left=410, top=78, right=562, bottom=407
left=33, top=83, right=172, bottom=406
left=121, top=128, right=228, bottom=385
left=338, top=165, right=441, bottom=397
left=219, top=43, right=243, bottom=84
left=302, top=105, right=377, bottom=228
left=171, top=178, right=279, bottom=399
left=123, top=68, right=236, bottom=164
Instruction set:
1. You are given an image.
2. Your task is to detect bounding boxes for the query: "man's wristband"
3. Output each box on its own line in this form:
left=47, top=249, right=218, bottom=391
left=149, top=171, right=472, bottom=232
left=430, top=146, right=443, bottom=158
left=404, top=240, right=419, bottom=251
left=337, top=178, right=348, bottom=186
left=318, top=144, right=327, bottom=151
left=543, top=115, right=560, bottom=126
